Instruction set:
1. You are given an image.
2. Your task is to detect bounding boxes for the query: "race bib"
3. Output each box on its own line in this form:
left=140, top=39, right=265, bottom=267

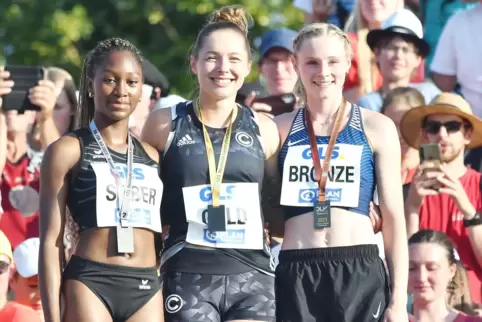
left=91, top=162, right=163, bottom=232
left=281, top=144, right=363, bottom=207
left=182, top=183, right=263, bottom=250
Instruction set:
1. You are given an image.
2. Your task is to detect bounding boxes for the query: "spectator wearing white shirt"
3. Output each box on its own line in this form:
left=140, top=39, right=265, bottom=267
left=430, top=3, right=482, bottom=117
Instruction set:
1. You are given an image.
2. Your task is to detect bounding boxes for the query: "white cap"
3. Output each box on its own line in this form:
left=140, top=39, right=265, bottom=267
left=381, top=9, right=423, bottom=39
left=13, top=237, right=40, bottom=278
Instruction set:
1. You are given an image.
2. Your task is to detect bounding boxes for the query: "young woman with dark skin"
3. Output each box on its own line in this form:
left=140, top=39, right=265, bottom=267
left=38, top=38, right=164, bottom=322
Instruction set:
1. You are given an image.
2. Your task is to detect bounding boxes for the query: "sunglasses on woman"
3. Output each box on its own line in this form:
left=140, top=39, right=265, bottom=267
left=423, top=120, right=470, bottom=135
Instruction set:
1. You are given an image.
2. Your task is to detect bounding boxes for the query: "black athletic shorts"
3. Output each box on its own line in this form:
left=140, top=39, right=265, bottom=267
left=275, top=245, right=390, bottom=322
left=162, top=270, right=276, bottom=322
left=63, top=255, right=161, bottom=322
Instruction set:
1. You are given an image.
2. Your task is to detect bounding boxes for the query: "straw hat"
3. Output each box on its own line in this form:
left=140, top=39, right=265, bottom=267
left=400, top=92, right=482, bottom=149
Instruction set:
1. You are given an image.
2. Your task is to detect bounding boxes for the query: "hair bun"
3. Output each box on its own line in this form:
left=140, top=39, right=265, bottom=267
left=208, top=5, right=252, bottom=36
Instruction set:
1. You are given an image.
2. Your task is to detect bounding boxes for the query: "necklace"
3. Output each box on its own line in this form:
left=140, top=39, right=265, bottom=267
left=306, top=107, right=340, bottom=127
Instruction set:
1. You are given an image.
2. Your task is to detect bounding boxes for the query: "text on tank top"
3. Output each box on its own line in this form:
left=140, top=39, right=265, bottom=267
left=161, top=102, right=274, bottom=272
left=66, top=128, right=163, bottom=232
left=279, top=104, right=376, bottom=219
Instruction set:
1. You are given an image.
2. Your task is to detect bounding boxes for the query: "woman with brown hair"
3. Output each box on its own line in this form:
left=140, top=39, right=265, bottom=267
left=408, top=229, right=482, bottom=321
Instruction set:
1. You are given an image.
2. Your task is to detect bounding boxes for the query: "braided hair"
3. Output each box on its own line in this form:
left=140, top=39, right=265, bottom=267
left=75, top=38, right=143, bottom=129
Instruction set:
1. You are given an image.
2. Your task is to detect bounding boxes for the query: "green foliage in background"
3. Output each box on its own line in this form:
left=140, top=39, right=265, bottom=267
left=0, top=0, right=303, bottom=97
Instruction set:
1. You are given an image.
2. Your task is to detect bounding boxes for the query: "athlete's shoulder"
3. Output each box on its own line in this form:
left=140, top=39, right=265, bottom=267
left=41, top=134, right=80, bottom=172
left=273, top=109, right=299, bottom=129
left=359, top=106, right=396, bottom=132
left=137, top=140, right=160, bottom=163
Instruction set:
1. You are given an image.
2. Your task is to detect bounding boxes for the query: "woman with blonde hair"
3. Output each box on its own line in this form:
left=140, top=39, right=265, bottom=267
left=272, top=22, right=408, bottom=321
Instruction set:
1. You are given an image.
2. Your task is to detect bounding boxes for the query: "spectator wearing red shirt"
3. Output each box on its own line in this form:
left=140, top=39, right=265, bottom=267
left=402, top=93, right=482, bottom=303
left=0, top=70, right=42, bottom=249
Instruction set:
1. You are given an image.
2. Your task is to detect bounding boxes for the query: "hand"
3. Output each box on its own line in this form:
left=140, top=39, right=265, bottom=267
left=0, top=70, right=14, bottom=109
left=29, top=80, right=57, bottom=120
left=244, top=91, right=273, bottom=115
left=161, top=225, right=171, bottom=241
left=264, top=222, right=271, bottom=245
left=312, top=0, right=335, bottom=21
left=383, top=303, right=409, bottom=322
left=369, top=202, right=382, bottom=234
left=406, top=165, right=442, bottom=210
left=436, top=166, right=476, bottom=218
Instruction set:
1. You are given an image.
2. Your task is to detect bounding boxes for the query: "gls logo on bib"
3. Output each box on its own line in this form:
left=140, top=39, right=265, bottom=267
left=182, top=183, right=263, bottom=250
left=91, top=162, right=163, bottom=232
left=281, top=144, right=362, bottom=207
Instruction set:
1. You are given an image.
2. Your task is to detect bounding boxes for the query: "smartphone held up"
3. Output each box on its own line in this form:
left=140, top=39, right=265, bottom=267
left=419, top=143, right=443, bottom=191
left=2, top=65, right=45, bottom=113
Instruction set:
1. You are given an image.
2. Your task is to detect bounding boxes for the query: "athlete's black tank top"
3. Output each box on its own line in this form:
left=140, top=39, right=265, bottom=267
left=66, top=128, right=159, bottom=231
left=161, top=101, right=274, bottom=275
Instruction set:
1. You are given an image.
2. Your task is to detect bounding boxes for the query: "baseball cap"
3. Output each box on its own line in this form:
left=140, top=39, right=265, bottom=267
left=0, top=230, right=13, bottom=262
left=142, top=59, right=170, bottom=97
left=259, top=28, right=297, bottom=59
left=13, top=237, right=40, bottom=278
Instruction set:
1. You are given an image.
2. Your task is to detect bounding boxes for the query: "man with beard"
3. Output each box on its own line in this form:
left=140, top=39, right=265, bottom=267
left=402, top=93, right=482, bottom=303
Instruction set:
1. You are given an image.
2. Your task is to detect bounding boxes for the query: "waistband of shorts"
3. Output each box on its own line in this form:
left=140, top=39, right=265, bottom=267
left=279, top=244, right=379, bottom=262
left=68, top=255, right=157, bottom=274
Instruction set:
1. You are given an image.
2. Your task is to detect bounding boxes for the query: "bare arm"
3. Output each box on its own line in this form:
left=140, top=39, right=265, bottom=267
left=431, top=73, right=457, bottom=92
left=364, top=110, right=408, bottom=308
left=141, top=107, right=172, bottom=152
left=37, top=117, right=62, bottom=150
left=258, top=113, right=284, bottom=237
left=39, top=136, right=80, bottom=322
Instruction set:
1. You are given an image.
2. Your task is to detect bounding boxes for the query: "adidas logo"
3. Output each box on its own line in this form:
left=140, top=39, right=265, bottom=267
left=177, top=134, right=195, bottom=146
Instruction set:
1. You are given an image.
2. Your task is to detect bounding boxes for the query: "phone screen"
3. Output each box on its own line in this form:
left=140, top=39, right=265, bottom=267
left=419, top=143, right=443, bottom=190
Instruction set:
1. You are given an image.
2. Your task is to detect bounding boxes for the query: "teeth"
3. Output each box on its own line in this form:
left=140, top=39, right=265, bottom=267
left=212, top=78, right=232, bottom=85
left=314, top=81, right=332, bottom=86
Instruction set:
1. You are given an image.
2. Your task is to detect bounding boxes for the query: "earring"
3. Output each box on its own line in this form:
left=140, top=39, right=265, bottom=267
left=88, top=92, right=93, bottom=98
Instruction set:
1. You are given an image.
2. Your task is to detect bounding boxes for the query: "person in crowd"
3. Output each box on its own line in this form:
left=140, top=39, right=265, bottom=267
left=0, top=66, right=77, bottom=249
left=358, top=9, right=440, bottom=112
left=430, top=3, right=482, bottom=117
left=381, top=87, right=425, bottom=185
left=30, top=67, right=78, bottom=151
left=142, top=5, right=278, bottom=321
left=342, top=0, right=416, bottom=102
left=38, top=38, right=164, bottom=322
left=272, top=22, right=408, bottom=321
left=0, top=71, right=41, bottom=248
left=408, top=229, right=482, bottom=321
left=243, top=28, right=299, bottom=117
left=0, top=230, right=41, bottom=321
left=11, top=238, right=42, bottom=320
left=403, top=93, right=482, bottom=303
left=129, top=59, right=170, bottom=138
left=421, top=0, right=477, bottom=71
left=293, top=0, right=356, bottom=29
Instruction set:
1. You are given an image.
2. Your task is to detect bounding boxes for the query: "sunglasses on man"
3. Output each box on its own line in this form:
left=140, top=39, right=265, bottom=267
left=423, top=120, right=471, bottom=135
